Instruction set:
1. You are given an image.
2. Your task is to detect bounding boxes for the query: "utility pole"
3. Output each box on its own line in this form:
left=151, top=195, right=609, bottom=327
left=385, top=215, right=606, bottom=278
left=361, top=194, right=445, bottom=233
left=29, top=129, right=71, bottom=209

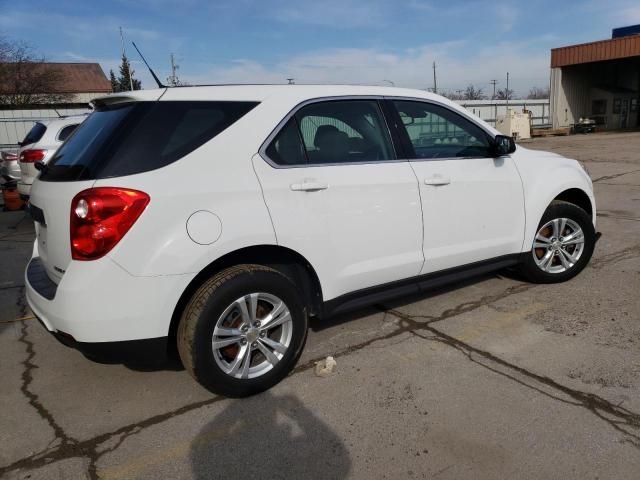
left=432, top=61, right=437, bottom=94
left=489, top=79, right=498, bottom=99
left=167, top=53, right=180, bottom=86
left=506, top=72, right=510, bottom=107
left=119, top=27, right=133, bottom=91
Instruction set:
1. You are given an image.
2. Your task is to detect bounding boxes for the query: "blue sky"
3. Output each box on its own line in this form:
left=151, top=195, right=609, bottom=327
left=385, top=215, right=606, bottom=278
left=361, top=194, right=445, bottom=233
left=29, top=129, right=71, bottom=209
left=1, top=0, right=639, bottom=96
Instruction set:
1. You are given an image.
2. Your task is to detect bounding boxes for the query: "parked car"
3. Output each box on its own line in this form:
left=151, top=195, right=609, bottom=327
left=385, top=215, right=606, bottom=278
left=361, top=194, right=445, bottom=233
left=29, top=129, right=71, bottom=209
left=18, top=115, right=87, bottom=199
left=1, top=150, right=20, bottom=183
left=24, top=85, right=598, bottom=397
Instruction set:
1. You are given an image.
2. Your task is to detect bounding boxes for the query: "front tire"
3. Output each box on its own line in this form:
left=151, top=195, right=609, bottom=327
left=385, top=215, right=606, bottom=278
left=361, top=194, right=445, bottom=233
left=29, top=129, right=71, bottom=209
left=519, top=200, right=596, bottom=283
left=177, top=265, right=308, bottom=397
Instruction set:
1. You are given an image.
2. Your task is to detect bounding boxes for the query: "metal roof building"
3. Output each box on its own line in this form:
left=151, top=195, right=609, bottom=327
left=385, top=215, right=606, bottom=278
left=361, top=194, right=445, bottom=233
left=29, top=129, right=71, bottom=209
left=550, top=26, right=640, bottom=130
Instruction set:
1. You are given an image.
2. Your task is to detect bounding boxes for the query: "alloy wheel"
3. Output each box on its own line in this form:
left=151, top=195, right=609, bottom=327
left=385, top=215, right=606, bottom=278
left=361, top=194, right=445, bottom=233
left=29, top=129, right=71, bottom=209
left=212, top=293, right=293, bottom=379
left=532, top=217, right=585, bottom=274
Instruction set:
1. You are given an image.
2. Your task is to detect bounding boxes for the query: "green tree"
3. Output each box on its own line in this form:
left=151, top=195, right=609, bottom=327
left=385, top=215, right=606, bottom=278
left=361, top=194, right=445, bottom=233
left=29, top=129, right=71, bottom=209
left=116, top=54, right=141, bottom=91
left=109, top=69, right=118, bottom=92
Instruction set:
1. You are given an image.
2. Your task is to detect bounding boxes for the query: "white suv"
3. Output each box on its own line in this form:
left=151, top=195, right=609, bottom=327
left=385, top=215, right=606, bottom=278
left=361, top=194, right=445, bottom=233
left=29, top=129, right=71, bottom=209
left=18, top=115, right=86, bottom=199
left=25, top=86, right=597, bottom=396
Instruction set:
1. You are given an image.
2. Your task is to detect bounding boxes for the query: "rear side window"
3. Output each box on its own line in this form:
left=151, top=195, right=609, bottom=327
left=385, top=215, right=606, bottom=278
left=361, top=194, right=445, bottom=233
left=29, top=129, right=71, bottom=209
left=296, top=100, right=395, bottom=164
left=57, top=124, right=79, bottom=142
left=265, top=119, right=307, bottom=166
left=40, top=101, right=259, bottom=181
left=21, top=122, right=46, bottom=146
left=264, top=100, right=395, bottom=166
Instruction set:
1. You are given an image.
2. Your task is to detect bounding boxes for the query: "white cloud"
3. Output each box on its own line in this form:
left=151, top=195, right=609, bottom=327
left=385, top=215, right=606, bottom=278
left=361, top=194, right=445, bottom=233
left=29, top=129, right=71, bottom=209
left=182, top=41, right=550, bottom=97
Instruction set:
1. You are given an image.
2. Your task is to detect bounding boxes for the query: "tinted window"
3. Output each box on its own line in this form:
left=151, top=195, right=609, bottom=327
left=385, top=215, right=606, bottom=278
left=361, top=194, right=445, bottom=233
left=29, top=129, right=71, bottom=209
left=394, top=101, right=491, bottom=159
left=294, top=100, right=395, bottom=164
left=21, top=122, right=46, bottom=146
left=41, top=101, right=259, bottom=181
left=265, top=118, right=307, bottom=166
left=57, top=124, right=79, bottom=142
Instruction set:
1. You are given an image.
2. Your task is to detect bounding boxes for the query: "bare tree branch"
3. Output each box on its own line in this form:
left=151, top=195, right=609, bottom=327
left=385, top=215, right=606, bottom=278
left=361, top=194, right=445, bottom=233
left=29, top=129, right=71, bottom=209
left=0, top=37, right=73, bottom=106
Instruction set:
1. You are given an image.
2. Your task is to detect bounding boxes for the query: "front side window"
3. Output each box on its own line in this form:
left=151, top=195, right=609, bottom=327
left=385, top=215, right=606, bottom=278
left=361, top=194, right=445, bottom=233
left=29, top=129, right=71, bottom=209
left=295, top=100, right=395, bottom=165
left=393, top=100, right=491, bottom=159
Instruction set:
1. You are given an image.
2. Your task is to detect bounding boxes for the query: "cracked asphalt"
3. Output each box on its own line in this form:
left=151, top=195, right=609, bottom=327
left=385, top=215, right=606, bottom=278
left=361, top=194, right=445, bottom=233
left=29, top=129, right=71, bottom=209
left=1, top=131, right=639, bottom=479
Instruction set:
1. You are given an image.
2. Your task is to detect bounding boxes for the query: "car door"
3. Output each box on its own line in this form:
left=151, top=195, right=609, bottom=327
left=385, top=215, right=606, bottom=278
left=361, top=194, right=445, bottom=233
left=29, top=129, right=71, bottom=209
left=253, top=98, right=424, bottom=301
left=388, top=99, right=525, bottom=274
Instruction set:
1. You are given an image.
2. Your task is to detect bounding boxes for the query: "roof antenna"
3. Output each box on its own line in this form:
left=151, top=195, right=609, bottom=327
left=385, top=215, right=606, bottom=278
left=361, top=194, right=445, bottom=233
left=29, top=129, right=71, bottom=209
left=131, top=41, right=166, bottom=88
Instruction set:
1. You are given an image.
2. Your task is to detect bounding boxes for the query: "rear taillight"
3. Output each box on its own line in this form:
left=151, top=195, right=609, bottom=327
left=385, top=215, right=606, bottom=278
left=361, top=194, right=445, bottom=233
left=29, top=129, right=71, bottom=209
left=70, top=188, right=150, bottom=261
left=19, top=149, right=47, bottom=163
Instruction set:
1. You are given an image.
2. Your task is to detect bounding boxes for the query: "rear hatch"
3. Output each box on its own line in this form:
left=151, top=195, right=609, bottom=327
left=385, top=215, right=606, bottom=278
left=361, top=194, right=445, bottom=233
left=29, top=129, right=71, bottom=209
left=30, top=93, right=164, bottom=284
left=30, top=90, right=258, bottom=284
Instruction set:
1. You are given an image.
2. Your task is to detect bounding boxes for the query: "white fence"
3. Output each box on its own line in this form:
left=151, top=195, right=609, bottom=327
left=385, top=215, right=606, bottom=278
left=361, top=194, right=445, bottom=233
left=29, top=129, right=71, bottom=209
left=0, top=106, right=92, bottom=149
left=455, top=99, right=550, bottom=128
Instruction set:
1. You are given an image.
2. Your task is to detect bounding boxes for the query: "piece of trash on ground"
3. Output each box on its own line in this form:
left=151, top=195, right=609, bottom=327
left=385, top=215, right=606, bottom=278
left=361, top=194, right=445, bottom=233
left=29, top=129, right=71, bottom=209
left=315, top=356, right=337, bottom=377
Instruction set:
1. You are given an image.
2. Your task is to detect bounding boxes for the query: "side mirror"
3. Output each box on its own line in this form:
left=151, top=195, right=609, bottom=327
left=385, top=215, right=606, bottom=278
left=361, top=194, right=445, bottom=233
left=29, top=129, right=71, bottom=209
left=492, top=135, right=516, bottom=156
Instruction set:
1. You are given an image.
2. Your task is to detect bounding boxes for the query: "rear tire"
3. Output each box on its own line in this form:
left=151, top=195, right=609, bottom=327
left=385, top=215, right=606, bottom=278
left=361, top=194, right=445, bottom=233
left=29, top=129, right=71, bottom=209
left=177, top=264, right=308, bottom=397
left=519, top=200, right=595, bottom=284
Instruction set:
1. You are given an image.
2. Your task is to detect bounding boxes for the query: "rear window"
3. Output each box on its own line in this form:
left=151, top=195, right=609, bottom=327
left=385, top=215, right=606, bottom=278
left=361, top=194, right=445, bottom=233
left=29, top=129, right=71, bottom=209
left=40, top=101, right=259, bottom=181
left=21, top=122, right=47, bottom=146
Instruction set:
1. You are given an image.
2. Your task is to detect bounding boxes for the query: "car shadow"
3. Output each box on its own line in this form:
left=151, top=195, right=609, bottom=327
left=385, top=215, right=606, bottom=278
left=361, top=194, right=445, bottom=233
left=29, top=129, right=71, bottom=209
left=189, top=391, right=351, bottom=479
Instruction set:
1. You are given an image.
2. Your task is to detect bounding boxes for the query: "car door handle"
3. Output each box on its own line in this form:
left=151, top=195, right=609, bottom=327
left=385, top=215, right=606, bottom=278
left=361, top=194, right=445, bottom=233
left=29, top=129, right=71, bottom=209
left=424, top=176, right=451, bottom=186
left=290, top=182, right=328, bottom=192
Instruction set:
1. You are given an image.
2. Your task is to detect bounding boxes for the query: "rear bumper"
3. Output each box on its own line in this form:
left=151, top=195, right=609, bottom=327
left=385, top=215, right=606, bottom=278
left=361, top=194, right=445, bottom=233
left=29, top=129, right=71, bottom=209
left=45, top=322, right=169, bottom=364
left=17, top=181, right=31, bottom=197
left=25, top=254, right=195, bottom=343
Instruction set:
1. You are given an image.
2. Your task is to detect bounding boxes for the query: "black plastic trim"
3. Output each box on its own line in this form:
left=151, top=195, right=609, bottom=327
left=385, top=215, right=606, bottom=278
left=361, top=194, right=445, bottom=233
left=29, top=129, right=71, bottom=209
left=322, top=253, right=521, bottom=318
left=28, top=203, right=45, bottom=226
left=26, top=257, right=57, bottom=300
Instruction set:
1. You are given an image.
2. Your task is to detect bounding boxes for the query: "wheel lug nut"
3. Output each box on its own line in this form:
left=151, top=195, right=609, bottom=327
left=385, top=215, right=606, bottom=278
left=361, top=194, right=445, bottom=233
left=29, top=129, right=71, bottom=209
left=241, top=325, right=249, bottom=332
left=240, top=338, right=247, bottom=345
left=252, top=342, right=257, bottom=347
left=260, top=331, right=266, bottom=337
left=253, top=321, right=261, bottom=328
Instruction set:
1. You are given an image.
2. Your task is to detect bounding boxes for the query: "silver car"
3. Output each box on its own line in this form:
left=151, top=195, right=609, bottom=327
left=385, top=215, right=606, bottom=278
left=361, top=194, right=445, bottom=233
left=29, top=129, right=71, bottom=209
left=1, top=150, right=20, bottom=184
left=18, top=115, right=86, bottom=198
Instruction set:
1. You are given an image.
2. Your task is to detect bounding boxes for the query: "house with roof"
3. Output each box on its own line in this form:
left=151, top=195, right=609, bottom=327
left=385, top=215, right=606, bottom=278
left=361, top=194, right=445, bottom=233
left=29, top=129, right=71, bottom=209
left=0, top=63, right=111, bottom=147
left=0, top=62, right=112, bottom=106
